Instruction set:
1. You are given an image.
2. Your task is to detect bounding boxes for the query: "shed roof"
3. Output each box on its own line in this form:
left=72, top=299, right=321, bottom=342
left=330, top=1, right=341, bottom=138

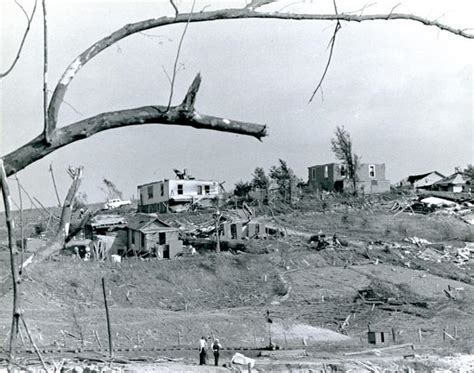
left=88, top=214, right=126, bottom=228
left=127, top=214, right=171, bottom=231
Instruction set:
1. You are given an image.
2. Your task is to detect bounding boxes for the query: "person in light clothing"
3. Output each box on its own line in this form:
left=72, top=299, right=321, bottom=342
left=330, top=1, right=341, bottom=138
left=198, top=336, right=207, bottom=365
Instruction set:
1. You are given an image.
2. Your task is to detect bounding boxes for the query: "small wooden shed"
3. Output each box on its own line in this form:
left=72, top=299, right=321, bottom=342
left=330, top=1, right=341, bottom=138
left=126, top=214, right=182, bottom=258
left=367, top=331, right=389, bottom=345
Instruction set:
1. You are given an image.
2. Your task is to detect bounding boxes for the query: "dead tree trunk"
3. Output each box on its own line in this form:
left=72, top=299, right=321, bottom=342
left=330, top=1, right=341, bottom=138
left=24, top=167, right=83, bottom=268
left=0, top=160, right=21, bottom=362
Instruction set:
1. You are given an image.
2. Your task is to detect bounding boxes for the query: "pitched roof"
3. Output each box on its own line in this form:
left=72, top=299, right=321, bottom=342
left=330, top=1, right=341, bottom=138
left=407, top=171, right=444, bottom=183
left=435, top=172, right=469, bottom=186
left=126, top=214, right=170, bottom=231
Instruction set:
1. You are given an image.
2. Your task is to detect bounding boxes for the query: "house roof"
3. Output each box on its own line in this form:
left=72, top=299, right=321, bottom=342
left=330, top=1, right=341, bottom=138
left=434, top=172, right=469, bottom=186
left=138, top=179, right=218, bottom=189
left=407, top=171, right=444, bottom=183
left=126, top=214, right=171, bottom=231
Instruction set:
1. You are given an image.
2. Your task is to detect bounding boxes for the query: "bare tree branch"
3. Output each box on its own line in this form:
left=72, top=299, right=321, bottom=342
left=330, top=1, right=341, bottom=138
left=42, top=0, right=52, bottom=143
left=14, top=176, right=25, bottom=278
left=46, top=8, right=474, bottom=130
left=0, top=0, right=38, bottom=78
left=388, top=3, right=401, bottom=18
left=308, top=0, right=341, bottom=103
left=169, top=0, right=179, bottom=17
left=3, top=74, right=267, bottom=177
left=49, top=162, right=62, bottom=207
left=181, top=73, right=201, bottom=111
left=166, top=0, right=196, bottom=111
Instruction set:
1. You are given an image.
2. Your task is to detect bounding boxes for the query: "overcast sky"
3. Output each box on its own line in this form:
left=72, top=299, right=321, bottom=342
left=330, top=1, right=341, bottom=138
left=1, top=0, right=472, bottom=207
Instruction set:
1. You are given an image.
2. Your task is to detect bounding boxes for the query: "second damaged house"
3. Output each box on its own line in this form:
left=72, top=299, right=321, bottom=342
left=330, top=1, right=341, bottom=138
left=137, top=169, right=220, bottom=213
left=126, top=214, right=183, bottom=258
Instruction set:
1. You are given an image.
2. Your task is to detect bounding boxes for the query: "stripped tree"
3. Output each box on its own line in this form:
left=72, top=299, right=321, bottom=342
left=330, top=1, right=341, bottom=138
left=331, top=126, right=360, bottom=195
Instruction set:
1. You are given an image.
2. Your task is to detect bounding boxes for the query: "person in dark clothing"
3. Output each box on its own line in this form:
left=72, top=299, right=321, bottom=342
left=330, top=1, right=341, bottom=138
left=211, top=338, right=222, bottom=366
left=199, top=336, right=207, bottom=365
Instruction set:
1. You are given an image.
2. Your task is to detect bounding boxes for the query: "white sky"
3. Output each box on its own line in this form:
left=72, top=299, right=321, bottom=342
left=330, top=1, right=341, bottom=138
left=1, top=0, right=473, bottom=206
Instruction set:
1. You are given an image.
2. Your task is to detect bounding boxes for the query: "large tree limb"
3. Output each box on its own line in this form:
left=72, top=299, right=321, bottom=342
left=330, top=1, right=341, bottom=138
left=47, top=8, right=474, bottom=128
left=2, top=74, right=266, bottom=177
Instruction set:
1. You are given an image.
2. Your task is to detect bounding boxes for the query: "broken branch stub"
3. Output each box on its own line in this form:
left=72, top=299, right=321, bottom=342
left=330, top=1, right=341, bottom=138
left=181, top=73, right=202, bottom=112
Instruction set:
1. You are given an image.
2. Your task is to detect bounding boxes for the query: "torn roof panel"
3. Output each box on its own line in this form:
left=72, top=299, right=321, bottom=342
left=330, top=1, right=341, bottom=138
left=88, top=214, right=126, bottom=227
left=126, top=213, right=171, bottom=231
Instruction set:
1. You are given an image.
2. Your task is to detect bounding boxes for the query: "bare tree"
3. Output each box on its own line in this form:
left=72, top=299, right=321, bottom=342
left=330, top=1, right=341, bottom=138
left=331, top=126, right=360, bottom=195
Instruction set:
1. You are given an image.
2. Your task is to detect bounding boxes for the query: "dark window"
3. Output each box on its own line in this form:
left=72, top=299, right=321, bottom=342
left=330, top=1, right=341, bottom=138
left=163, top=245, right=170, bottom=259
left=141, top=232, right=146, bottom=248
left=340, top=165, right=346, bottom=177
left=177, top=184, right=183, bottom=195
left=369, top=165, right=376, bottom=178
left=147, top=185, right=153, bottom=199
left=204, top=185, right=210, bottom=194
left=131, top=232, right=135, bottom=245
left=159, top=232, right=166, bottom=245
left=230, top=224, right=237, bottom=240
left=160, top=183, right=164, bottom=196
left=197, top=185, right=203, bottom=195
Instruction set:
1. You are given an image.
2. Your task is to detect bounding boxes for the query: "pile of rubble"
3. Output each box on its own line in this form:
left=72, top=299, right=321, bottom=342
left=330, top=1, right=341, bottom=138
left=391, top=195, right=474, bottom=225
left=403, top=237, right=474, bottom=266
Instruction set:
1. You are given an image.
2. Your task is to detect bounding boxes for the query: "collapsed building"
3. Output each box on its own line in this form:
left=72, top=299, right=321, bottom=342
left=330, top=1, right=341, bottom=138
left=307, top=162, right=390, bottom=194
left=432, top=171, right=472, bottom=193
left=395, top=171, right=445, bottom=191
left=84, top=214, right=128, bottom=256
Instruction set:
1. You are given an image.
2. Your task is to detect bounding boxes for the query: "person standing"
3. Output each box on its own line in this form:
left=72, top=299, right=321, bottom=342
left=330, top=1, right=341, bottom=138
left=211, top=338, right=222, bottom=366
left=199, top=336, right=207, bottom=365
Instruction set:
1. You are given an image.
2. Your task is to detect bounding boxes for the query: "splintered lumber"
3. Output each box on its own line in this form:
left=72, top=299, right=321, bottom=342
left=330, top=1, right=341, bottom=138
left=344, top=343, right=414, bottom=356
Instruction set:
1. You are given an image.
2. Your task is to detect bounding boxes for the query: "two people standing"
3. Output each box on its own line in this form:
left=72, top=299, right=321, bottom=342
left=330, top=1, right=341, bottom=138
left=199, top=336, right=222, bottom=366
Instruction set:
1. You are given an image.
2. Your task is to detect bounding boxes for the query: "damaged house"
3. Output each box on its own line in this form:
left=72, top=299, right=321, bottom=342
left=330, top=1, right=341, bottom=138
left=395, top=171, right=445, bottom=190
left=307, top=163, right=390, bottom=194
left=432, top=171, right=472, bottom=193
left=137, top=170, right=220, bottom=213
left=126, top=214, right=183, bottom=258
left=84, top=214, right=128, bottom=257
